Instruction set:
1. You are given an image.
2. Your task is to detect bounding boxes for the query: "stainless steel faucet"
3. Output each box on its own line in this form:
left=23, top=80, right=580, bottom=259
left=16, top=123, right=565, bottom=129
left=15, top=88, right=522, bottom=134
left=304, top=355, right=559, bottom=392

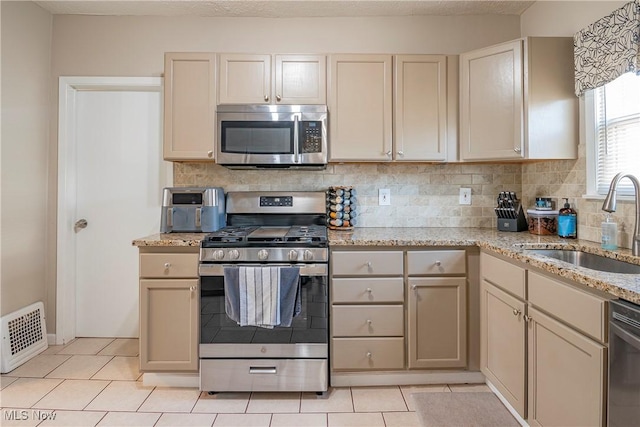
left=602, top=172, right=640, bottom=256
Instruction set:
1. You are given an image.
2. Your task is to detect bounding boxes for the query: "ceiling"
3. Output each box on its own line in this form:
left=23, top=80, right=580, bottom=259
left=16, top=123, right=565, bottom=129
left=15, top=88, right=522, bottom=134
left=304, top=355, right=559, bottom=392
left=34, top=1, right=536, bottom=18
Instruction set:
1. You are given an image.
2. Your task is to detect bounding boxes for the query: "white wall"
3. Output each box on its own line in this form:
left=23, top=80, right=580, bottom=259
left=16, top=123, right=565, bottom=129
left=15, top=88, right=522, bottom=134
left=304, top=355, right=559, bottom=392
left=521, top=1, right=627, bottom=36
left=1, top=1, right=52, bottom=317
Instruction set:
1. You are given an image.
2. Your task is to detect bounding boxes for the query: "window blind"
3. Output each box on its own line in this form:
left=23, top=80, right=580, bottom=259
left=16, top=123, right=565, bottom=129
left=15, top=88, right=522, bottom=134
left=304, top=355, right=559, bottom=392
left=594, top=73, right=640, bottom=195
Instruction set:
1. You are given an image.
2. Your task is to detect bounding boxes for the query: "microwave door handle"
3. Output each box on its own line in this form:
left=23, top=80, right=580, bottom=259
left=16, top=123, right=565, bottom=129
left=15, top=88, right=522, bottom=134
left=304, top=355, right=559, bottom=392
left=195, top=207, right=201, bottom=227
left=293, top=114, right=300, bottom=163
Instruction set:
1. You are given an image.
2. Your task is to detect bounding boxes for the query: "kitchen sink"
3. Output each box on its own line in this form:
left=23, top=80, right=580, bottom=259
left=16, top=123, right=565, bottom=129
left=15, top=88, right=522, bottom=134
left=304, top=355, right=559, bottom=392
left=525, top=249, right=640, bottom=274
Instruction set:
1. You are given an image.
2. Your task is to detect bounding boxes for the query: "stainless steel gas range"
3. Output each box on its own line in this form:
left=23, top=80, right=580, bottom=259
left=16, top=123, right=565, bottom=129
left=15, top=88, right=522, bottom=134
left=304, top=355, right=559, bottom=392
left=198, top=191, right=328, bottom=393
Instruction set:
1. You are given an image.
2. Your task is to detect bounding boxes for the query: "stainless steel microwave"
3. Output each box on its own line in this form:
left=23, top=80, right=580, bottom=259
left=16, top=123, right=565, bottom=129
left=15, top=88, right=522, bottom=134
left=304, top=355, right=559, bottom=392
left=216, top=104, right=328, bottom=169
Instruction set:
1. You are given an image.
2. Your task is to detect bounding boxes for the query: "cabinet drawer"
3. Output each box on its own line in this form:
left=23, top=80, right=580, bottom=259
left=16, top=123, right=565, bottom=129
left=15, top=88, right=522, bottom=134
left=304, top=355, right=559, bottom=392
left=407, top=250, right=466, bottom=275
left=332, top=305, right=404, bottom=337
left=528, top=271, right=607, bottom=342
left=332, top=338, right=404, bottom=370
left=481, top=253, right=526, bottom=299
left=332, top=278, right=404, bottom=303
left=200, top=359, right=328, bottom=392
left=140, top=253, right=199, bottom=278
left=332, top=251, right=403, bottom=276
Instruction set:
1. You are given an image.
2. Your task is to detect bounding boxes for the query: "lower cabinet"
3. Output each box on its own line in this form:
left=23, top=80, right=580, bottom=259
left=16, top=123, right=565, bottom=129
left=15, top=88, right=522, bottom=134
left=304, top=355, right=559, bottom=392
left=480, top=251, right=608, bottom=426
left=139, top=279, right=199, bottom=371
left=330, top=247, right=471, bottom=378
left=480, top=280, right=526, bottom=417
left=527, top=307, right=606, bottom=427
left=408, top=277, right=467, bottom=368
left=138, top=247, right=199, bottom=372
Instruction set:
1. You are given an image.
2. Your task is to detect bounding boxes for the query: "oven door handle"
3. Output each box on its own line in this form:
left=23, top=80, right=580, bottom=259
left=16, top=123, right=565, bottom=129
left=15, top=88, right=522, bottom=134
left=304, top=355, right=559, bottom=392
left=199, top=263, right=328, bottom=277
left=611, top=321, right=640, bottom=351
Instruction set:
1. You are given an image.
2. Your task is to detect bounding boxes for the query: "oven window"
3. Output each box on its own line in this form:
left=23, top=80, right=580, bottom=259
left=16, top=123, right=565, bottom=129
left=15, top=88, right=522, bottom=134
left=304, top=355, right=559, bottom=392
left=221, top=121, right=294, bottom=154
left=200, top=276, right=328, bottom=344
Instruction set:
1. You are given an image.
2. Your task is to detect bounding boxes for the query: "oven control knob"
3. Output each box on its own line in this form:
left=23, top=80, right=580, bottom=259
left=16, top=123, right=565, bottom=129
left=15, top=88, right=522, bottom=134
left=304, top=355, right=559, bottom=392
left=303, top=250, right=314, bottom=261
left=288, top=250, right=299, bottom=261
left=228, top=249, right=240, bottom=260
left=212, top=250, right=225, bottom=261
left=258, top=249, right=269, bottom=261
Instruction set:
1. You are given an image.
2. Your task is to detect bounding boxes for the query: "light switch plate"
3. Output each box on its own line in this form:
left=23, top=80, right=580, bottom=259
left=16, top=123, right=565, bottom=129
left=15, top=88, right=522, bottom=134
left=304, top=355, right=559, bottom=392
left=379, top=189, right=391, bottom=206
left=459, top=188, right=471, bottom=205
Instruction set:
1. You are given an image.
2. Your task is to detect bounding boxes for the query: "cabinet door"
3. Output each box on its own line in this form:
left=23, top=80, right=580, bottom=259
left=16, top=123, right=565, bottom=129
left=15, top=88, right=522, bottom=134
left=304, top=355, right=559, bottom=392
left=460, top=39, right=524, bottom=161
left=275, top=55, right=326, bottom=104
left=408, top=277, right=466, bottom=369
left=163, top=53, right=216, bottom=160
left=140, top=279, right=198, bottom=372
left=394, top=55, right=447, bottom=161
left=218, top=54, right=271, bottom=104
left=328, top=54, right=393, bottom=161
left=480, top=280, right=526, bottom=418
left=527, top=307, right=605, bottom=427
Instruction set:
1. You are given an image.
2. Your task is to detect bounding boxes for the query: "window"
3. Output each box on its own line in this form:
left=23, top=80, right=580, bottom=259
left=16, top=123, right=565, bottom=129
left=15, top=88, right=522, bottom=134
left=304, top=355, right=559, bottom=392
left=587, top=72, right=640, bottom=196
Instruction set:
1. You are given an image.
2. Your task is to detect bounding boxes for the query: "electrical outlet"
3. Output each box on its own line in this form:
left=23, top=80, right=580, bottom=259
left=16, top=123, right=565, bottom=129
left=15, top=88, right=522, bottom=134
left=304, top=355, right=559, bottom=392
left=459, top=188, right=471, bottom=205
left=379, top=189, right=391, bottom=206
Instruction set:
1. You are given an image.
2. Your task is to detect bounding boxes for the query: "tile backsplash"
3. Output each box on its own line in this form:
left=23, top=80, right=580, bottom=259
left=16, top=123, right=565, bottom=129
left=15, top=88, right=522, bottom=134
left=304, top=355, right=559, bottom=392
left=521, top=142, right=637, bottom=250
left=174, top=162, right=522, bottom=228
left=175, top=154, right=636, bottom=250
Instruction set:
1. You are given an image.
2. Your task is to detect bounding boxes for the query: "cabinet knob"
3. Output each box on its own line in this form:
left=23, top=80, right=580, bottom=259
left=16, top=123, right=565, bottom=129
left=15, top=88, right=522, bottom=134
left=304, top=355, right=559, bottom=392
left=524, top=315, right=532, bottom=322
left=366, top=288, right=372, bottom=293
left=366, top=352, right=372, bottom=359
left=164, top=262, right=171, bottom=269
left=276, top=95, right=282, bottom=102
left=385, top=151, right=392, bottom=158
left=514, top=147, right=522, bottom=153
left=512, top=308, right=521, bottom=316
left=190, top=286, right=196, bottom=292
left=435, top=260, right=442, bottom=266
left=207, top=150, right=213, bottom=158
left=411, top=284, right=417, bottom=291
left=366, top=319, right=372, bottom=325
left=264, top=95, right=269, bottom=102
left=397, top=151, right=404, bottom=157
left=366, top=261, right=372, bottom=268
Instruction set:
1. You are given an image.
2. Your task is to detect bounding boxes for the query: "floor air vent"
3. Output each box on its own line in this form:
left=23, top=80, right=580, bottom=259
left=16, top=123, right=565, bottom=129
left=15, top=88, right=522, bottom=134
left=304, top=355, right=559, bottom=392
left=1, top=301, right=48, bottom=373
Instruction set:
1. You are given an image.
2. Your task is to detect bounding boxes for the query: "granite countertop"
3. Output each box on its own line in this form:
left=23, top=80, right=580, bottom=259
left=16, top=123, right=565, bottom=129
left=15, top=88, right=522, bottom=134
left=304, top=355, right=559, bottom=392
left=133, top=228, right=640, bottom=304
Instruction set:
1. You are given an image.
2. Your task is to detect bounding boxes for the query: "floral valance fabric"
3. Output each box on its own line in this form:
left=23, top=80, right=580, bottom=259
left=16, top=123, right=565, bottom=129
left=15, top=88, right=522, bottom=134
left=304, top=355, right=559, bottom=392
left=574, top=0, right=640, bottom=97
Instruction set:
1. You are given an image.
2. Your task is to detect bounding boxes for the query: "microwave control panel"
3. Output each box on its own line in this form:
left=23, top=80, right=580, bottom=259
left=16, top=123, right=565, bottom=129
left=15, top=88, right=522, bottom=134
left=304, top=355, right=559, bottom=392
left=300, top=121, right=323, bottom=153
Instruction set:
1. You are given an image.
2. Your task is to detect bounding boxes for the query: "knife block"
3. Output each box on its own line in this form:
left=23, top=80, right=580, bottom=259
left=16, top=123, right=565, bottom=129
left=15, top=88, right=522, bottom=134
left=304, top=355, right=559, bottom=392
left=496, top=206, right=528, bottom=232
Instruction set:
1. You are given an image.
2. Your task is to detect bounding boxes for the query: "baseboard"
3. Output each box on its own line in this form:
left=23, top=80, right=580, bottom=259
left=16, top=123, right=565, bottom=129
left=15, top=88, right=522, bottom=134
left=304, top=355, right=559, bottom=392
left=331, top=370, right=485, bottom=387
left=486, top=380, right=529, bottom=427
left=142, top=372, right=199, bottom=388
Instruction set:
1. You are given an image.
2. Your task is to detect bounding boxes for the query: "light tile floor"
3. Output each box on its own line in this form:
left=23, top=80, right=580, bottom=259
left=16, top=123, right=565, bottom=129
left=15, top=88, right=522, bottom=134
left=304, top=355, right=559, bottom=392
left=0, top=338, right=489, bottom=426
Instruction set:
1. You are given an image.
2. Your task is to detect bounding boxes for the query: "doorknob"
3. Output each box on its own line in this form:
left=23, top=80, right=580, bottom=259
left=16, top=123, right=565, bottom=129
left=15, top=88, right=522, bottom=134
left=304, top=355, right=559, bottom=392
left=74, top=219, right=88, bottom=231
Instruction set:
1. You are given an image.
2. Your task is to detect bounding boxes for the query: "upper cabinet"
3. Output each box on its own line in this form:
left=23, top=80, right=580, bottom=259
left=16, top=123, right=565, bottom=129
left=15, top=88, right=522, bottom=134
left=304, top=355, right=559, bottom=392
left=328, top=54, right=393, bottom=161
left=163, top=52, right=217, bottom=160
left=218, top=54, right=326, bottom=105
left=459, top=37, right=577, bottom=161
left=329, top=54, right=455, bottom=162
left=394, top=55, right=453, bottom=162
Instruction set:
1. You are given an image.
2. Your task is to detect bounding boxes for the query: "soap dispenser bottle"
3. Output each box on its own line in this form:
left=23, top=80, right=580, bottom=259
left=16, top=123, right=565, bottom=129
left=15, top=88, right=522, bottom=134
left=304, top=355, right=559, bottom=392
left=558, top=198, right=577, bottom=238
left=601, top=214, right=618, bottom=250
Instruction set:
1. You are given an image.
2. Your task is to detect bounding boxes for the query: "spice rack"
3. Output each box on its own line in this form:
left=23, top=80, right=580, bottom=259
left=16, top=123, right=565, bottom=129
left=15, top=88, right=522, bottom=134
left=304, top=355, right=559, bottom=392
left=326, top=186, right=357, bottom=230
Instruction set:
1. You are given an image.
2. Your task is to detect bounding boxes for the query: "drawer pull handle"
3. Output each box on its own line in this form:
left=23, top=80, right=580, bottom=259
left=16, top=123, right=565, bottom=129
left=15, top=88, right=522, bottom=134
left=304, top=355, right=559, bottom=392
left=366, top=352, right=372, bottom=359
left=164, top=263, right=171, bottom=269
left=435, top=260, right=442, bottom=266
left=249, top=366, right=277, bottom=374
left=512, top=308, right=521, bottom=316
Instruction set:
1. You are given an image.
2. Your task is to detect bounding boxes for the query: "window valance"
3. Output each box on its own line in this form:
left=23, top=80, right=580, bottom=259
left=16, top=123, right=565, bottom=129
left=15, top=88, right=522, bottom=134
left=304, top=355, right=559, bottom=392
left=574, top=0, right=640, bottom=97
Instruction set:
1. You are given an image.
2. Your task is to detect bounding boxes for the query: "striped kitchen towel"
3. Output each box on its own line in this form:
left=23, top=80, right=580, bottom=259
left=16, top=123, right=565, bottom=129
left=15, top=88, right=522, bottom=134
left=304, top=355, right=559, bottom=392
left=239, top=266, right=280, bottom=328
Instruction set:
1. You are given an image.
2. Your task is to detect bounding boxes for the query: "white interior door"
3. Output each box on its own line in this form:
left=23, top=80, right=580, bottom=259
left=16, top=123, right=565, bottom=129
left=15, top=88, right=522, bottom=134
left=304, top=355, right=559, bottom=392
left=56, top=77, right=172, bottom=342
